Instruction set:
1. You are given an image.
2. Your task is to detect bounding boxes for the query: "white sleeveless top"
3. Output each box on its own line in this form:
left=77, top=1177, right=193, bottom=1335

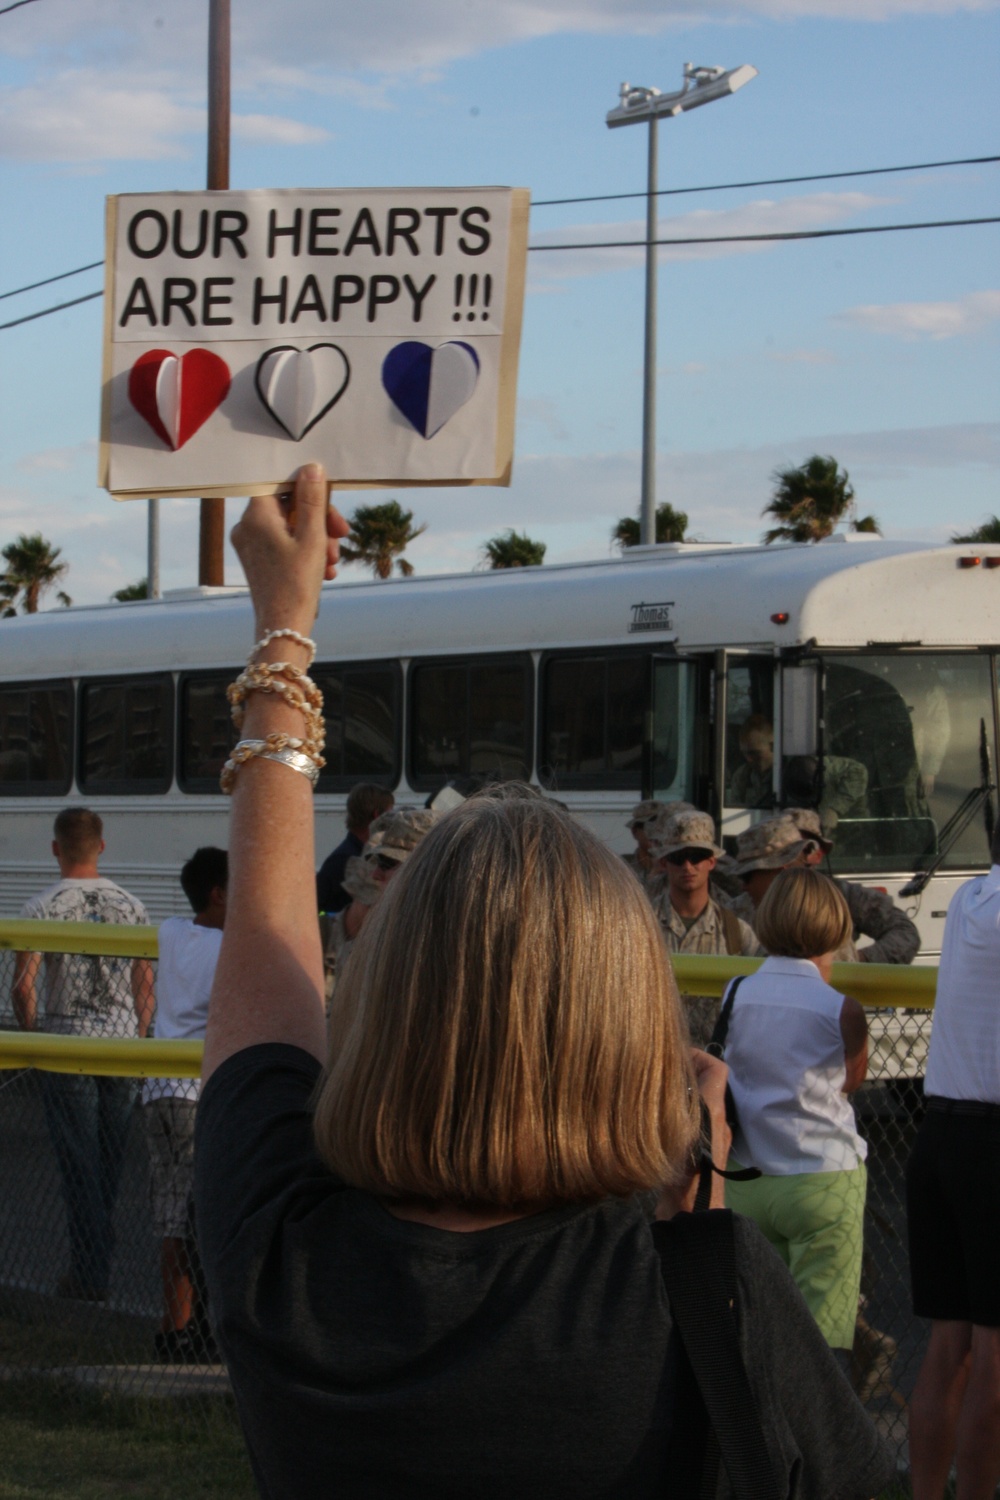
left=724, top=956, right=866, bottom=1175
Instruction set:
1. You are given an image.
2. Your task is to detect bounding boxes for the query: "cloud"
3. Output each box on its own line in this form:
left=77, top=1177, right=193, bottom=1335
left=232, top=113, right=331, bottom=146
left=17, top=441, right=96, bottom=473
left=0, top=75, right=203, bottom=162
left=518, top=396, right=570, bottom=442
left=528, top=192, right=891, bottom=280
left=0, top=67, right=333, bottom=163
left=836, top=290, right=1000, bottom=340
left=768, top=347, right=838, bottom=365
left=2, top=1, right=997, bottom=80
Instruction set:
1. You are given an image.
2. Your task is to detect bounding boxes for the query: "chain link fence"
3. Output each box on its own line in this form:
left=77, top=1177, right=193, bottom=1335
left=0, top=928, right=934, bottom=1472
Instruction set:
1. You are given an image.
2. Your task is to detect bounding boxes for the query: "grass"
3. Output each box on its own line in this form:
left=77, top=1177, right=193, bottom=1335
left=0, top=1379, right=255, bottom=1499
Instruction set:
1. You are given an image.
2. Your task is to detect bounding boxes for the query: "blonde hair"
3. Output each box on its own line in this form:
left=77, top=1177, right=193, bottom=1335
left=755, top=866, right=853, bottom=958
left=314, top=792, right=698, bottom=1207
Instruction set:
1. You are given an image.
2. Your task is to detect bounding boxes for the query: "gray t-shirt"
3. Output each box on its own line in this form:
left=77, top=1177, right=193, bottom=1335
left=21, top=877, right=148, bottom=1037
left=195, top=1045, right=894, bottom=1500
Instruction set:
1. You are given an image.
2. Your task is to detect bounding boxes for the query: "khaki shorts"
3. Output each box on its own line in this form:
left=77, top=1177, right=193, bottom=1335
left=143, top=1097, right=197, bottom=1239
left=726, top=1161, right=867, bottom=1349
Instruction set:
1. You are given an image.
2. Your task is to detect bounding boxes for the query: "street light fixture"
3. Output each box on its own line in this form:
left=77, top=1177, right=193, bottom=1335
left=607, top=62, right=757, bottom=545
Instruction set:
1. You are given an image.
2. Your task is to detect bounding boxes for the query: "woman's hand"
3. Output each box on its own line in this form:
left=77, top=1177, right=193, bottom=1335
left=231, top=463, right=350, bottom=638
left=655, top=1048, right=732, bottom=1218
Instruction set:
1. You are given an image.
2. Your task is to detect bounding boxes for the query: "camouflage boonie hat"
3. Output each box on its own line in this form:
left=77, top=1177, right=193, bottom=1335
left=648, top=809, right=724, bottom=861
left=642, top=801, right=697, bottom=844
left=785, top=806, right=834, bottom=854
left=341, top=854, right=380, bottom=905
left=627, top=799, right=666, bottom=829
left=729, top=814, right=817, bottom=877
left=365, top=807, right=438, bottom=865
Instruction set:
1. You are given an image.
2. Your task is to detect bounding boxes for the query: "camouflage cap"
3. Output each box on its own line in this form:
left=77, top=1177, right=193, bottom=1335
left=648, top=809, right=724, bottom=861
left=729, top=814, right=817, bottom=877
left=341, top=853, right=381, bottom=905
left=627, top=799, right=667, bottom=829
left=784, top=806, right=834, bottom=853
left=364, top=806, right=439, bottom=864
left=642, top=802, right=697, bottom=843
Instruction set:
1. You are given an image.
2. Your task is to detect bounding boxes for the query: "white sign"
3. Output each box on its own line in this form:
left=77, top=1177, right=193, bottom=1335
left=99, top=187, right=529, bottom=499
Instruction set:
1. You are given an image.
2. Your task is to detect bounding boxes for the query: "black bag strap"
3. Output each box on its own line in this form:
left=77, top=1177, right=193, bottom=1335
left=654, top=1212, right=784, bottom=1500
left=703, top=976, right=762, bottom=1185
left=706, top=973, right=745, bottom=1058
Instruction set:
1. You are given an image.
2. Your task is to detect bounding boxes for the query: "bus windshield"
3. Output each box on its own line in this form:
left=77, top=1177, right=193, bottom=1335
left=791, top=653, right=996, bottom=876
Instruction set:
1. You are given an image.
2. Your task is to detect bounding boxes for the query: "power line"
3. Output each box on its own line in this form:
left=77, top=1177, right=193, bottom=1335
left=0, top=260, right=104, bottom=302
left=528, top=215, right=1000, bottom=252
left=0, top=0, right=42, bottom=14
left=0, top=290, right=102, bottom=331
left=3, top=216, right=997, bottom=330
left=532, top=153, right=1000, bottom=208
left=4, top=150, right=998, bottom=305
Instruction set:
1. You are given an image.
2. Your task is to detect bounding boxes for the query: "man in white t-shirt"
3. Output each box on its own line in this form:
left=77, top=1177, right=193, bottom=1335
left=142, top=846, right=227, bottom=1363
left=13, top=808, right=153, bottom=1302
left=906, top=822, right=1000, bottom=1500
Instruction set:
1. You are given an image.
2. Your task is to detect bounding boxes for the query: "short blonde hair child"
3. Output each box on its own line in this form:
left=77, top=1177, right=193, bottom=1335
left=754, top=866, right=853, bottom=959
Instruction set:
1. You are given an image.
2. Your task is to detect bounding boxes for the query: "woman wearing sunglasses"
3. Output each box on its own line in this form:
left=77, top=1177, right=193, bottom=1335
left=193, top=465, right=892, bottom=1500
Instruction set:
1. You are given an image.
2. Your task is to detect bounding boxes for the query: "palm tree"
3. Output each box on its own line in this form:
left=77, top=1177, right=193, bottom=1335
left=612, top=503, right=689, bottom=551
left=111, top=578, right=150, bottom=601
left=952, top=516, right=1000, bottom=544
left=762, top=455, right=855, bottom=544
left=481, top=530, right=547, bottom=569
left=853, top=514, right=882, bottom=535
left=339, top=501, right=427, bottom=580
left=0, top=533, right=71, bottom=613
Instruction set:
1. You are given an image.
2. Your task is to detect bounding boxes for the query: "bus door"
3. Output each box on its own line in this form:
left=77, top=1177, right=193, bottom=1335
left=716, top=651, right=778, bottom=843
left=646, top=655, right=710, bottom=809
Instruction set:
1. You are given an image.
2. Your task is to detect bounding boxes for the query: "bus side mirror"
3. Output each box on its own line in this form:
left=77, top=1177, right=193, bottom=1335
left=782, top=665, right=818, bottom=757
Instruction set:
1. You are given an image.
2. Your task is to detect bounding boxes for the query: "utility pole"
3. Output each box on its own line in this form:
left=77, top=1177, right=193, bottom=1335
left=199, top=0, right=230, bottom=586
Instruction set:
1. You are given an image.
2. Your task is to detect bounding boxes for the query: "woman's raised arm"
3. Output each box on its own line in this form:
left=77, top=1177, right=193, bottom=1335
left=201, top=463, right=350, bottom=1083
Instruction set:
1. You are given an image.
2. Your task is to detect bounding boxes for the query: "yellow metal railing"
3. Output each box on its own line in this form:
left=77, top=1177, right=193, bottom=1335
left=0, top=920, right=938, bottom=1077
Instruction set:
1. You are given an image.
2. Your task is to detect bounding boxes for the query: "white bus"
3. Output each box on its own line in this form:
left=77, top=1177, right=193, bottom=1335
left=1, top=533, right=996, bottom=964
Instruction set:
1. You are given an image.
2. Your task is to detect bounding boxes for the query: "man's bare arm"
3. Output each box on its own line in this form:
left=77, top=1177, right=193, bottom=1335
left=12, top=951, right=41, bottom=1030
left=840, top=995, right=869, bottom=1093
left=131, top=958, right=155, bottom=1038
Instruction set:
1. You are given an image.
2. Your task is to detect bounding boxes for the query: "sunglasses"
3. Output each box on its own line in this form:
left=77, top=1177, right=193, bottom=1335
left=374, top=853, right=403, bottom=872
left=664, top=848, right=713, bottom=867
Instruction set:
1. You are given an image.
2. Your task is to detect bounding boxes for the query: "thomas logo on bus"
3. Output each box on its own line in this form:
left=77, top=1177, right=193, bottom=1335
left=629, top=601, right=674, bottom=633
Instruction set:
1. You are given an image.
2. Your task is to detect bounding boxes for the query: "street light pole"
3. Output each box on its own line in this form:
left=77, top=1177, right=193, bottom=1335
left=641, top=114, right=658, bottom=549
left=607, top=63, right=757, bottom=546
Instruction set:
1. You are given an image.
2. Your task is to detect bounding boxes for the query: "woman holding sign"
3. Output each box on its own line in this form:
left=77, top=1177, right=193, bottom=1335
left=194, top=464, right=892, bottom=1499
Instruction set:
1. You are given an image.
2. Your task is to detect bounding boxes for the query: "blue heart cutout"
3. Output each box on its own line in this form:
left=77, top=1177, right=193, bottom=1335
left=382, top=341, right=480, bottom=439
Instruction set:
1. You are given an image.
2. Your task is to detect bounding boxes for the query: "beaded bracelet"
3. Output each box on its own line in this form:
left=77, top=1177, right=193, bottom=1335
left=227, top=662, right=325, bottom=751
left=250, top=628, right=317, bottom=667
left=220, top=735, right=323, bottom=794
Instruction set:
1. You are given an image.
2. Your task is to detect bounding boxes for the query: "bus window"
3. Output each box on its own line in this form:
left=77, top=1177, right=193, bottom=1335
left=315, top=663, right=400, bottom=788
left=651, top=659, right=702, bottom=804
left=822, top=654, right=996, bottom=874
left=540, top=652, right=645, bottom=788
left=80, top=676, right=173, bottom=793
left=0, top=681, right=73, bottom=795
left=724, top=658, right=775, bottom=809
left=411, top=656, right=530, bottom=787
left=179, top=674, right=235, bottom=790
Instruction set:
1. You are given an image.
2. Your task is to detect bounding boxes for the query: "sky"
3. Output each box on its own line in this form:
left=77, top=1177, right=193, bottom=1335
left=0, top=0, right=998, bottom=604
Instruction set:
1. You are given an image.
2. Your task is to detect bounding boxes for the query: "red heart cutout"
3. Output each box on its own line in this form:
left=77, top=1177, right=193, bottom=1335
left=128, top=348, right=231, bottom=450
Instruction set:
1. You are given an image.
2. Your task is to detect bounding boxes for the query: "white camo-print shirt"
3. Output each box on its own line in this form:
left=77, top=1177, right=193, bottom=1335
left=20, top=878, right=148, bottom=1037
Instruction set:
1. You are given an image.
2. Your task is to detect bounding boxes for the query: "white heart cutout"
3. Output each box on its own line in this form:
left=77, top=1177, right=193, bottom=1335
left=154, top=355, right=181, bottom=449
left=426, top=342, right=479, bottom=437
left=255, top=344, right=350, bottom=441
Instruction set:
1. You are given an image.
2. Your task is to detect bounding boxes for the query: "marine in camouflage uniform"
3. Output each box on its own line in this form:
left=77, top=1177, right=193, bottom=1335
left=648, top=810, right=759, bottom=1046
left=787, top=808, right=920, bottom=966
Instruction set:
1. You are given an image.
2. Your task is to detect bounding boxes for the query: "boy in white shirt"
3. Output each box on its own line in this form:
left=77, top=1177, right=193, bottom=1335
left=143, top=846, right=227, bottom=1362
